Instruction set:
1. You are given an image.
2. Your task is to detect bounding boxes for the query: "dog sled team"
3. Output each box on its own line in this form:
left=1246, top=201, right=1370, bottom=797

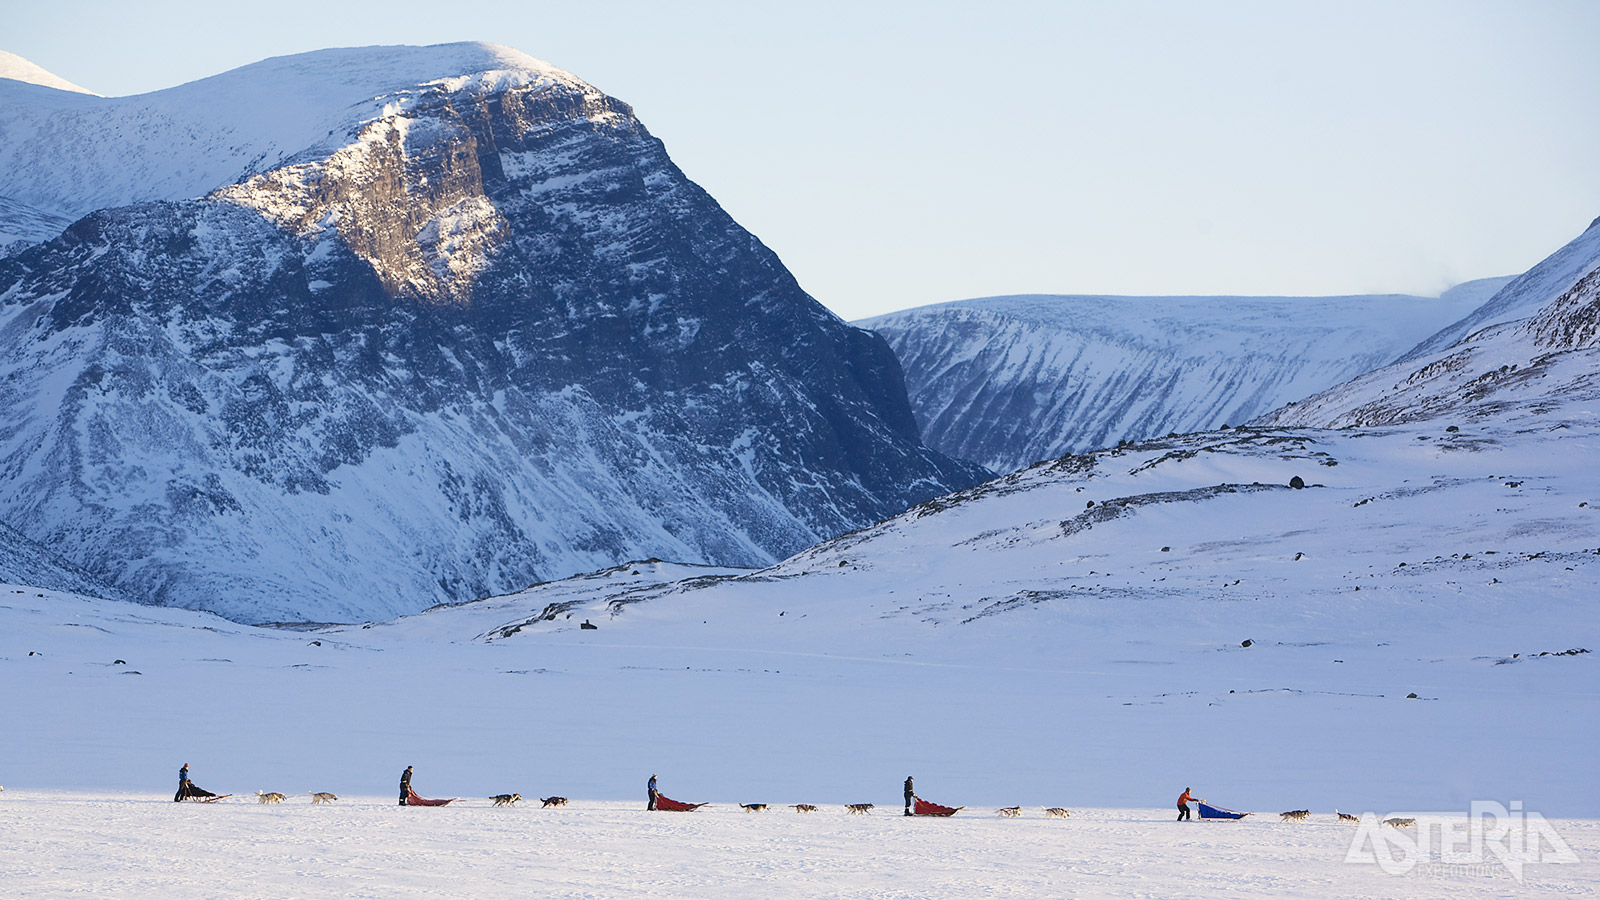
left=1176, top=787, right=1387, bottom=825
left=166, top=765, right=1382, bottom=823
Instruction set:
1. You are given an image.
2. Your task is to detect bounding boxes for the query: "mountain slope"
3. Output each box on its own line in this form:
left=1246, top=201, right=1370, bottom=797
left=0, top=43, right=985, bottom=623
left=0, top=519, right=120, bottom=598
left=1268, top=217, right=1600, bottom=427
left=5, top=399, right=1591, bottom=817
left=0, top=50, right=96, bottom=95
left=0, top=44, right=574, bottom=229
left=858, top=286, right=1500, bottom=472
left=1398, top=217, right=1600, bottom=362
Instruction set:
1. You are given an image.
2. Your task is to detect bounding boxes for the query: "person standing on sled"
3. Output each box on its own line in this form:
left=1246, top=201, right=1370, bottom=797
left=1177, top=787, right=1202, bottom=821
left=174, top=762, right=217, bottom=801
left=399, top=766, right=413, bottom=806
left=647, top=774, right=658, bottom=811
left=904, top=776, right=915, bottom=816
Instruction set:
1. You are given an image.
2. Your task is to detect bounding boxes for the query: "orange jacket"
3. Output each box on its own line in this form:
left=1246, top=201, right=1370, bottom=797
left=1177, top=790, right=1198, bottom=807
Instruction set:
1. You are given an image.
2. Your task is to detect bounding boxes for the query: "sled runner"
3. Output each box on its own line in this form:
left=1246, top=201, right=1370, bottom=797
left=187, top=793, right=232, bottom=802
left=1197, top=802, right=1250, bottom=819
left=912, top=797, right=963, bottom=817
left=653, top=795, right=708, bottom=812
left=404, top=788, right=456, bottom=807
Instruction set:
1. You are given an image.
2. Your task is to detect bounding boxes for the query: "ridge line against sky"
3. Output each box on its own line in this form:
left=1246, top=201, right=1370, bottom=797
left=8, top=0, right=1600, bottom=321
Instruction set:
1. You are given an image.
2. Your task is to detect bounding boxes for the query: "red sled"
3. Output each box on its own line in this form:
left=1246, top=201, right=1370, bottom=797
left=405, top=788, right=456, bottom=807
left=912, top=797, right=963, bottom=817
left=654, top=794, right=708, bottom=812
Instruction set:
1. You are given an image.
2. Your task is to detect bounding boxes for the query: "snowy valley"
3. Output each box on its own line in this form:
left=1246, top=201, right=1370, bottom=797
left=2, top=399, right=1596, bottom=897
left=0, top=40, right=1597, bottom=900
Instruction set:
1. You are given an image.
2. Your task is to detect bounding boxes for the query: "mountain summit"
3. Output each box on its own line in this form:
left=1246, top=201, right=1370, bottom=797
left=0, top=49, right=97, bottom=95
left=0, top=43, right=986, bottom=623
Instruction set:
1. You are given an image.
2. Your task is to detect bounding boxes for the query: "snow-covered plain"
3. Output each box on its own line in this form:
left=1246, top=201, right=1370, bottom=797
left=2, top=400, right=1594, bottom=896
left=2, top=794, right=1593, bottom=899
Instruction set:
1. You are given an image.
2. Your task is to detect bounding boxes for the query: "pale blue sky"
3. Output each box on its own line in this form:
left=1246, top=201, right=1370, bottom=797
left=9, top=0, right=1600, bottom=320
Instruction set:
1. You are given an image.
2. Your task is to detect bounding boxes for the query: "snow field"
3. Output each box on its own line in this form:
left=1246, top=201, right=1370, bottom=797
left=1, top=415, right=1594, bottom=897
left=1, top=794, right=1593, bottom=899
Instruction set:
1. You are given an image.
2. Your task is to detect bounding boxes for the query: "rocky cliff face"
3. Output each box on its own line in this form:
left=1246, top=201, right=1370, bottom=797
left=0, top=44, right=985, bottom=623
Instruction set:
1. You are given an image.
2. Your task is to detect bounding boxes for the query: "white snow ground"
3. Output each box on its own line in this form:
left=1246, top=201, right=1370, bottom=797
left=1, top=794, right=1592, bottom=899
left=1, top=403, right=1594, bottom=897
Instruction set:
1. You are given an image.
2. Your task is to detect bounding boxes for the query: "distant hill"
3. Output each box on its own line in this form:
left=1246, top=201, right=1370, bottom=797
left=858, top=280, right=1506, bottom=472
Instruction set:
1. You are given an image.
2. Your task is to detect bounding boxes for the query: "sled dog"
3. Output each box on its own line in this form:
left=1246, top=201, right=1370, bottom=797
left=1383, top=817, right=1416, bottom=828
left=491, top=793, right=522, bottom=807
left=997, top=807, right=1021, bottom=817
left=256, top=791, right=286, bottom=804
left=740, top=803, right=769, bottom=812
left=845, top=803, right=874, bottom=815
left=1279, top=809, right=1310, bottom=822
left=1335, top=810, right=1360, bottom=824
left=1043, top=807, right=1071, bottom=818
left=309, top=792, right=338, bottom=804
left=791, top=804, right=817, bottom=813
left=540, top=796, right=568, bottom=808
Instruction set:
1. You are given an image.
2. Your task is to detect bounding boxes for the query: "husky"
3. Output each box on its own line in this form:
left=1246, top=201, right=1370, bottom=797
left=1279, top=809, right=1310, bottom=822
left=740, top=803, right=769, bottom=812
left=1383, top=817, right=1416, bottom=828
left=490, top=793, right=522, bottom=807
left=791, top=804, right=817, bottom=813
left=309, top=792, right=338, bottom=804
left=256, top=791, right=286, bottom=804
left=1043, top=807, right=1071, bottom=818
left=845, top=803, right=874, bottom=815
left=1336, top=810, right=1360, bottom=824
left=996, top=806, right=1021, bottom=817
left=540, top=796, right=568, bottom=808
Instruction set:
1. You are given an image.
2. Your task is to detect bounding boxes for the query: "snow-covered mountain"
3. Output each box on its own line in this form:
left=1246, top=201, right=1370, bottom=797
left=0, top=49, right=96, bottom=96
left=3, top=398, right=1593, bottom=818
left=0, top=45, right=564, bottom=238
left=0, top=518, right=119, bottom=598
left=857, top=283, right=1505, bottom=473
left=0, top=43, right=986, bottom=623
left=1268, top=217, right=1600, bottom=427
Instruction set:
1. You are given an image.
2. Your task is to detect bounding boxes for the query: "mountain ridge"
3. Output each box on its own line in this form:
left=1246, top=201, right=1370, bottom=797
left=0, top=42, right=589, bottom=247
left=0, top=44, right=985, bottom=623
left=859, top=284, right=1502, bottom=472
left=1265, top=217, right=1600, bottom=427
